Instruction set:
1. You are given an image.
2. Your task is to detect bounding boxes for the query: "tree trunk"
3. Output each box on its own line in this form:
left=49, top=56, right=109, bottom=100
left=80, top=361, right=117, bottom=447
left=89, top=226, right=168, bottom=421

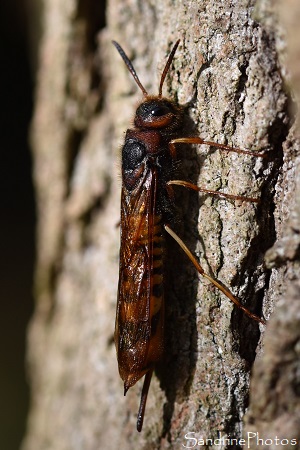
left=23, top=0, right=300, bottom=449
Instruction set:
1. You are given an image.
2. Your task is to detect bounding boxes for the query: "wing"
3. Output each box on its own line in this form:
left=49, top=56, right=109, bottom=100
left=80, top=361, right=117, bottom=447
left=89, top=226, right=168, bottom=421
left=115, top=167, right=165, bottom=390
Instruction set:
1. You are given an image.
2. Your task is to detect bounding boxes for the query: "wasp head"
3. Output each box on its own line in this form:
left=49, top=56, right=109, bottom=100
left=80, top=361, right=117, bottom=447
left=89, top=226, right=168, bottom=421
left=134, top=97, right=184, bottom=131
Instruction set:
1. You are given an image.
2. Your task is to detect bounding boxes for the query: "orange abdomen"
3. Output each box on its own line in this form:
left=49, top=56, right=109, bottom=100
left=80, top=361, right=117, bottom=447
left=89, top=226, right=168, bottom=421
left=116, top=208, right=165, bottom=391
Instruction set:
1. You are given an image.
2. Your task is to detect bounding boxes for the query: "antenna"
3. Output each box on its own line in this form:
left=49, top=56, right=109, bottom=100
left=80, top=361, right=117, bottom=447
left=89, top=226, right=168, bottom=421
left=112, top=39, right=180, bottom=98
left=112, top=41, right=148, bottom=96
left=158, top=39, right=180, bottom=97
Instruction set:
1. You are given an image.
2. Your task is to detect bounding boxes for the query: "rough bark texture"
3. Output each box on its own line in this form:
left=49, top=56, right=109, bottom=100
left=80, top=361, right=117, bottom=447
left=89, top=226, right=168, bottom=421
left=23, top=0, right=299, bottom=449
left=243, top=1, right=300, bottom=449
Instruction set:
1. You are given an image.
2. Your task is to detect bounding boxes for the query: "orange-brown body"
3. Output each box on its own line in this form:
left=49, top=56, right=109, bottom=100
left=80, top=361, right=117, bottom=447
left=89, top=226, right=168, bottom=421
left=116, top=171, right=165, bottom=392
left=113, top=39, right=266, bottom=432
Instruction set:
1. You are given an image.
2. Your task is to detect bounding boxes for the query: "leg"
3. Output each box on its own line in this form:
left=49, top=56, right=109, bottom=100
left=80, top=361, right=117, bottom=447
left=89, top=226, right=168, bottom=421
left=169, top=137, right=266, bottom=158
left=167, top=180, right=260, bottom=203
left=168, top=137, right=264, bottom=202
left=165, top=224, right=266, bottom=326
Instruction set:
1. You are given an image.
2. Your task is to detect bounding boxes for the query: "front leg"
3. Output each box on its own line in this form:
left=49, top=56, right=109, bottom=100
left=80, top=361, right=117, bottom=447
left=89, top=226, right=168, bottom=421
left=168, top=137, right=265, bottom=202
left=169, top=137, right=266, bottom=158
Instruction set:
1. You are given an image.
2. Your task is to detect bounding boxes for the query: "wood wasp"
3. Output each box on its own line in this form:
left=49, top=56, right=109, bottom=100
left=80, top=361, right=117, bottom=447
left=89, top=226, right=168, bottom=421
left=112, top=39, right=266, bottom=432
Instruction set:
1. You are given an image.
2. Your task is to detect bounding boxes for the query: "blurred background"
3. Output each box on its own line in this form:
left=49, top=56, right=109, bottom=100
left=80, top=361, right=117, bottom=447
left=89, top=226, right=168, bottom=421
left=0, top=0, right=35, bottom=449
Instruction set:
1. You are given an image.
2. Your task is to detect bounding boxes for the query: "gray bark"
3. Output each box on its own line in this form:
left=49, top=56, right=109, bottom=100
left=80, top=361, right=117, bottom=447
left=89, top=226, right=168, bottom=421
left=23, top=0, right=299, bottom=449
left=243, top=1, right=300, bottom=449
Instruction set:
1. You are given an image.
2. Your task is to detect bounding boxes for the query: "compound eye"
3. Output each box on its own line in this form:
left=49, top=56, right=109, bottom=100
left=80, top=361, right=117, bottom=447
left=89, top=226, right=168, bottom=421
left=135, top=100, right=175, bottom=128
left=150, top=105, right=170, bottom=117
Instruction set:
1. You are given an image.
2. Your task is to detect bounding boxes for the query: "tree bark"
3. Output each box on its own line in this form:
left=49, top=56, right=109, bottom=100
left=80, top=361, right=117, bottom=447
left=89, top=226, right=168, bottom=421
left=23, top=0, right=299, bottom=449
left=243, top=1, right=300, bottom=449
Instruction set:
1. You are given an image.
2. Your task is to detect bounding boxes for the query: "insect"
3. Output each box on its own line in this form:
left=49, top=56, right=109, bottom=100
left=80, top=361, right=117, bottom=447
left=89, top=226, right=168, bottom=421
left=113, top=39, right=266, bottom=432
